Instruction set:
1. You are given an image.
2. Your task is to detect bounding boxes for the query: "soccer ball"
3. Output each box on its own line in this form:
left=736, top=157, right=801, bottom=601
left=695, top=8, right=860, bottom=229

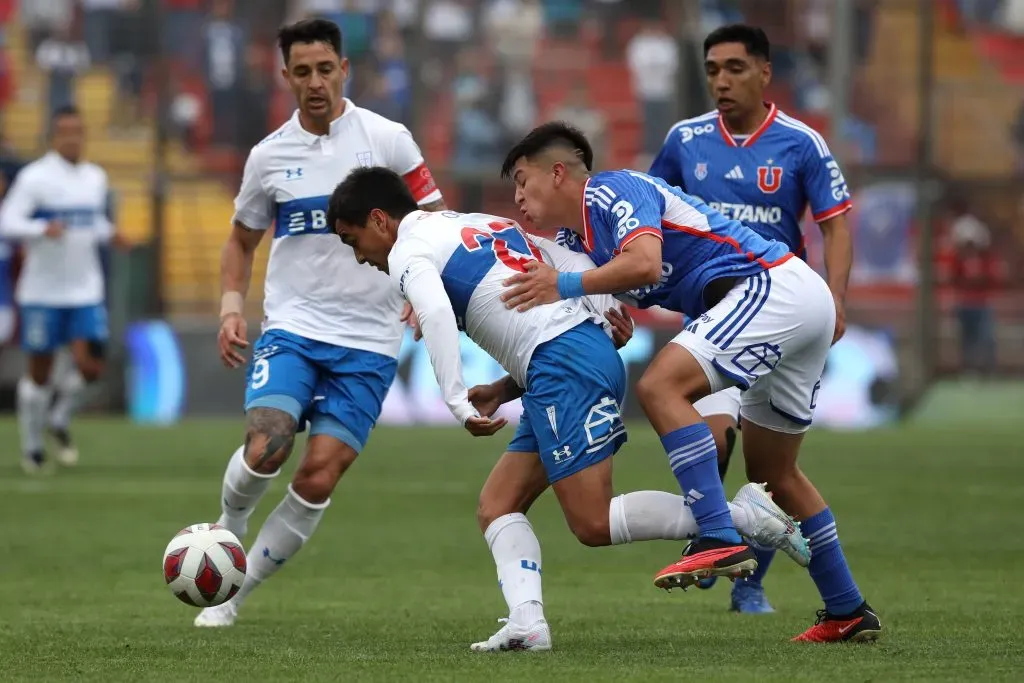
left=162, top=523, right=246, bottom=607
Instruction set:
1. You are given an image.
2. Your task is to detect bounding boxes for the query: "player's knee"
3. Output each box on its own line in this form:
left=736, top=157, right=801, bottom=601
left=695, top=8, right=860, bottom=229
left=243, top=408, right=298, bottom=475
left=476, top=493, right=519, bottom=532
left=569, top=516, right=611, bottom=547
left=634, top=371, right=669, bottom=412
left=79, top=362, right=103, bottom=383
left=292, top=438, right=358, bottom=504
left=291, top=466, right=337, bottom=504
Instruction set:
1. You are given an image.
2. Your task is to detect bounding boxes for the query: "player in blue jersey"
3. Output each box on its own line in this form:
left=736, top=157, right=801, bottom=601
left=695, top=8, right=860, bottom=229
left=327, top=166, right=809, bottom=652
left=648, top=24, right=855, bottom=616
left=499, top=122, right=880, bottom=643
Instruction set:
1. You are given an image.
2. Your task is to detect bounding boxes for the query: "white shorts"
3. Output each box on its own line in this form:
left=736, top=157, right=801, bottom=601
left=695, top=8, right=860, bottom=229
left=694, top=386, right=741, bottom=420
left=672, top=258, right=835, bottom=434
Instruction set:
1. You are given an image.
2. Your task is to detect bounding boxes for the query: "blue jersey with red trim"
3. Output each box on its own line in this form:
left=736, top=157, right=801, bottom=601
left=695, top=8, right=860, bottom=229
left=648, top=104, right=852, bottom=259
left=555, top=170, right=791, bottom=317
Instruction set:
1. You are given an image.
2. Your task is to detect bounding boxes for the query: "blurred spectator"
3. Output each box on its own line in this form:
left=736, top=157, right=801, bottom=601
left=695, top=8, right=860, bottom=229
left=422, top=0, right=473, bottom=81
left=203, top=0, right=245, bottom=149
left=1012, top=98, right=1024, bottom=174
left=35, top=24, right=90, bottom=121
left=164, top=0, right=206, bottom=69
left=21, top=0, right=72, bottom=64
left=943, top=202, right=1005, bottom=377
left=1002, top=0, right=1024, bottom=32
left=543, top=0, right=584, bottom=38
left=452, top=48, right=502, bottom=172
left=109, top=0, right=145, bottom=132
left=374, top=19, right=410, bottom=122
left=81, top=0, right=130, bottom=66
left=627, top=20, right=679, bottom=158
left=495, top=59, right=537, bottom=151
left=549, top=81, right=606, bottom=166
left=237, top=44, right=273, bottom=152
left=484, top=0, right=543, bottom=69
left=359, top=67, right=403, bottom=122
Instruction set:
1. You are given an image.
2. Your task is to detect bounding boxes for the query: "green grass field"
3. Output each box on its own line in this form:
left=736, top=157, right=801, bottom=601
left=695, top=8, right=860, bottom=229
left=1, top=417, right=1022, bottom=681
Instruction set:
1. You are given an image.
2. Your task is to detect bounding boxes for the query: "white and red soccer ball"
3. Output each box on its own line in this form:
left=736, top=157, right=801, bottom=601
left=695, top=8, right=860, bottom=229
left=162, top=523, right=246, bottom=607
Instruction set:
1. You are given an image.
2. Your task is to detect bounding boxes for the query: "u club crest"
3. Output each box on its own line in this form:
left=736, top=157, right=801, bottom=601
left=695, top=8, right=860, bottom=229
left=694, top=162, right=708, bottom=181
left=757, top=165, right=783, bottom=193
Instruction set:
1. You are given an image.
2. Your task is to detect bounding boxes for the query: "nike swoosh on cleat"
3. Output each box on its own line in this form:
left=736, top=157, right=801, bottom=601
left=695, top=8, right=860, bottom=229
left=838, top=620, right=861, bottom=635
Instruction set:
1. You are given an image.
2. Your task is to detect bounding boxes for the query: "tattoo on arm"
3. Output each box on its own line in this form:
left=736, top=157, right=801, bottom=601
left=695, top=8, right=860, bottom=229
left=244, top=407, right=298, bottom=471
left=420, top=199, right=447, bottom=212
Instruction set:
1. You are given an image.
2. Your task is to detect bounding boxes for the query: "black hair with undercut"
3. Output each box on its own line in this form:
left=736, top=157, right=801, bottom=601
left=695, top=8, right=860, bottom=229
left=703, top=24, right=771, bottom=61
left=327, top=167, right=418, bottom=231
left=500, top=121, right=594, bottom=180
left=278, top=18, right=343, bottom=64
left=49, top=104, right=81, bottom=136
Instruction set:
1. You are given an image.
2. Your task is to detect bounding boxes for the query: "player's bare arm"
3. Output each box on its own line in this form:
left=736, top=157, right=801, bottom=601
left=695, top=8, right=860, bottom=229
left=218, top=221, right=266, bottom=368
left=818, top=213, right=853, bottom=344
left=501, top=234, right=662, bottom=311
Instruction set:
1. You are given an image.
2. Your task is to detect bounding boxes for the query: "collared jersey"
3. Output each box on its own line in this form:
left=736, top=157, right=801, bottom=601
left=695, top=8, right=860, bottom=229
left=556, top=170, right=791, bottom=317
left=235, top=99, right=442, bottom=358
left=0, top=151, right=112, bottom=306
left=649, top=103, right=852, bottom=258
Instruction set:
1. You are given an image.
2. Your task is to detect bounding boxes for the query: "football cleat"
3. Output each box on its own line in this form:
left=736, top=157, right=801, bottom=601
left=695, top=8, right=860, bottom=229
left=50, top=427, right=79, bottom=467
left=730, top=580, right=775, bottom=614
left=193, top=601, right=239, bottom=628
left=732, top=482, right=811, bottom=567
left=792, top=602, right=881, bottom=643
left=21, top=451, right=48, bottom=475
left=654, top=538, right=756, bottom=590
left=470, top=618, right=551, bottom=652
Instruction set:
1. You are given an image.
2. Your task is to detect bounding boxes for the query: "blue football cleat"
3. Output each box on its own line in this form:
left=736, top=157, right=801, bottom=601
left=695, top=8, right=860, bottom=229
left=730, top=581, right=775, bottom=613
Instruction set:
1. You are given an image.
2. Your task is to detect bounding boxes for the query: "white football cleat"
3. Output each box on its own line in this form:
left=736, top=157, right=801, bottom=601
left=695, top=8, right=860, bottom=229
left=193, top=601, right=238, bottom=628
left=733, top=482, right=811, bottom=567
left=470, top=618, right=551, bottom=652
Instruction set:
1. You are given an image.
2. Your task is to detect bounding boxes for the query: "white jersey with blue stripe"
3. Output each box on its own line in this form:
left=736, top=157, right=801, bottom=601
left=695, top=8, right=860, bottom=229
left=556, top=170, right=792, bottom=317
left=234, top=100, right=441, bottom=358
left=388, top=210, right=612, bottom=412
left=0, top=151, right=112, bottom=306
left=649, top=104, right=853, bottom=258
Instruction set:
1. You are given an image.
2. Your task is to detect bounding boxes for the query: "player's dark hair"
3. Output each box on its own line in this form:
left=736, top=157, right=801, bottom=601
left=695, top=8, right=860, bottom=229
left=51, top=104, right=81, bottom=123
left=703, top=24, right=771, bottom=61
left=278, top=18, right=343, bottom=64
left=500, top=121, right=594, bottom=180
left=327, top=167, right=418, bottom=230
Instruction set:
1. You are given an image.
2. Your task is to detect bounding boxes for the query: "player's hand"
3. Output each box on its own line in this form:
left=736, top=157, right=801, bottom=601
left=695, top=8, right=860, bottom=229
left=44, top=221, right=65, bottom=239
left=400, top=301, right=422, bottom=341
left=464, top=415, right=508, bottom=437
left=218, top=313, right=249, bottom=368
left=468, top=382, right=505, bottom=417
left=502, top=261, right=560, bottom=312
left=831, top=298, right=847, bottom=345
left=605, top=306, right=634, bottom=349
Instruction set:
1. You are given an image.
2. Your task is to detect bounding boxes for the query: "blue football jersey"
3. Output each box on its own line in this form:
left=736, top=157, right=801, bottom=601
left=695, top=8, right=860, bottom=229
left=556, top=170, right=791, bottom=318
left=648, top=104, right=852, bottom=258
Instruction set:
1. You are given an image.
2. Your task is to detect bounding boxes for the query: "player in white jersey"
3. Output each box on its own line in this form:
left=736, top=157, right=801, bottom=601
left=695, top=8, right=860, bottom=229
left=0, top=105, right=115, bottom=474
left=196, top=20, right=445, bottom=628
left=329, top=166, right=810, bottom=652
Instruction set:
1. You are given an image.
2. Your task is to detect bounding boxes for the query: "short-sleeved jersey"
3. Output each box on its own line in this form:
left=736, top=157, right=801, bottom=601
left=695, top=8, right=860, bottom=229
left=648, top=103, right=852, bottom=258
left=236, top=100, right=441, bottom=358
left=389, top=210, right=610, bottom=391
left=0, top=151, right=112, bottom=306
left=555, top=170, right=791, bottom=318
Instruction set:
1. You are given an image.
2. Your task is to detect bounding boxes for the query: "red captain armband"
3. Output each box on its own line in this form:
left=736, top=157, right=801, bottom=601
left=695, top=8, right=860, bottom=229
left=403, top=163, right=438, bottom=203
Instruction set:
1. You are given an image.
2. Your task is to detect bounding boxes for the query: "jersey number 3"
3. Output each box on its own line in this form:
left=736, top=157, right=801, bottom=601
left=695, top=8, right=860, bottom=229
left=460, top=221, right=543, bottom=273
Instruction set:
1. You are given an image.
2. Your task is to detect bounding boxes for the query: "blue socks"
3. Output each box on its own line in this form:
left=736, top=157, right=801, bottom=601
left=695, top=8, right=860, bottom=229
left=803, top=507, right=863, bottom=616
left=662, top=423, right=741, bottom=544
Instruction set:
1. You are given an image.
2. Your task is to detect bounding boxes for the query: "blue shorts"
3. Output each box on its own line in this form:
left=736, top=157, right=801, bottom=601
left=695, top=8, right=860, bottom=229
left=244, top=329, right=398, bottom=454
left=507, top=321, right=627, bottom=483
left=19, top=304, right=109, bottom=354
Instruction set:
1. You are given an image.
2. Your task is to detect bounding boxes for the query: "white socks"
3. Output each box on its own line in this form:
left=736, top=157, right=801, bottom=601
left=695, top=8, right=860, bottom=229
left=17, top=377, right=52, bottom=455
left=50, top=368, right=86, bottom=431
left=484, top=513, right=545, bottom=626
left=608, top=491, right=750, bottom=545
left=217, top=446, right=277, bottom=539
left=233, top=484, right=329, bottom=606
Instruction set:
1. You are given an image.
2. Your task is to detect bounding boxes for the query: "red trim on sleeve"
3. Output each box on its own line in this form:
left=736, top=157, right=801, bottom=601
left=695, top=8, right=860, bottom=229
left=813, top=198, right=853, bottom=223
left=402, top=163, right=438, bottom=203
left=617, top=226, right=664, bottom=252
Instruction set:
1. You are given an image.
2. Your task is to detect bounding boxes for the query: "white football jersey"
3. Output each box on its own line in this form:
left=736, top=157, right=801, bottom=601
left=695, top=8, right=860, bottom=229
left=235, top=100, right=442, bottom=358
left=388, top=210, right=616, bottom=423
left=0, top=151, right=112, bottom=306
